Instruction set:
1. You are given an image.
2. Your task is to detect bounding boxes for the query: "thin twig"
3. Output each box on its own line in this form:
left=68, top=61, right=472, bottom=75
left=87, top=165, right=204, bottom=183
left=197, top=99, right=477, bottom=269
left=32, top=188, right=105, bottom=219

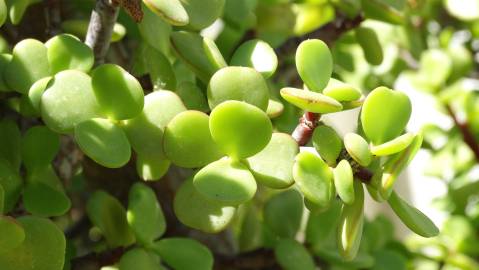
left=446, top=105, right=479, bottom=162
left=85, top=0, right=120, bottom=65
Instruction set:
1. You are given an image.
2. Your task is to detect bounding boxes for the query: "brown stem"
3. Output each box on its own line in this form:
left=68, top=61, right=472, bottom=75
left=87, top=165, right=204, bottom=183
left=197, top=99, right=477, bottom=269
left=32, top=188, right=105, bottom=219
left=85, top=0, right=119, bottom=65
left=446, top=105, right=479, bottom=162
left=276, top=13, right=364, bottom=54
left=292, top=112, right=320, bottom=146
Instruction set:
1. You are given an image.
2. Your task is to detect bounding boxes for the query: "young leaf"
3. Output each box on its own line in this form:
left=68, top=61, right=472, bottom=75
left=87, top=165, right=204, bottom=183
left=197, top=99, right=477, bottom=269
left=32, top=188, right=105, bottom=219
left=295, top=39, right=332, bottom=92
left=312, top=125, right=343, bottom=166
left=280, top=87, right=342, bottom=113
left=344, top=133, right=372, bottom=167
left=334, top=160, right=355, bottom=205
left=370, top=132, right=415, bottom=156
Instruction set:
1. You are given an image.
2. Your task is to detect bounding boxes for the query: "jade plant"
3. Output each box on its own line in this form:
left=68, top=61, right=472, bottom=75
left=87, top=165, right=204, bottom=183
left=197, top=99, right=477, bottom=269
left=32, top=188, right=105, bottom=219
left=0, top=0, right=478, bottom=269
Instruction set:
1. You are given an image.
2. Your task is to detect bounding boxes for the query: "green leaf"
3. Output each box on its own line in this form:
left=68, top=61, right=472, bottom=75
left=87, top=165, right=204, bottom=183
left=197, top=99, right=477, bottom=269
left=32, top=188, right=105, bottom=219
left=143, top=45, right=176, bottom=91
left=138, top=5, right=171, bottom=53
left=209, top=100, right=272, bottom=159
left=322, top=78, right=362, bottom=102
left=334, top=160, right=355, bottom=205
left=91, top=64, right=144, bottom=120
left=312, top=125, right=343, bottom=166
left=86, top=191, right=135, bottom=247
left=175, top=81, right=209, bottom=112
left=119, top=248, right=159, bottom=270
left=360, top=87, right=411, bottom=145
left=293, top=151, right=334, bottom=210
left=0, top=119, right=21, bottom=170
left=280, top=87, right=342, bottom=113
left=274, top=239, right=315, bottom=270
left=0, top=0, right=6, bottom=27
left=0, top=53, right=12, bottom=92
left=337, top=181, right=364, bottom=261
left=344, top=133, right=372, bottom=167
left=127, top=183, right=166, bottom=245
left=173, top=178, right=236, bottom=233
left=388, top=191, right=439, bottom=238
left=21, top=126, right=60, bottom=171
left=193, top=158, right=256, bottom=205
left=203, top=37, right=227, bottom=70
left=360, top=0, right=404, bottom=24
left=27, top=76, right=52, bottom=114
left=152, top=238, right=214, bottom=270
left=266, top=99, right=284, bottom=118
left=355, top=27, right=383, bottom=66
left=246, top=133, right=298, bottom=189
left=264, top=189, right=303, bottom=238
left=380, top=133, right=422, bottom=199
left=170, top=31, right=218, bottom=82
left=8, top=0, right=40, bottom=25
left=4, top=38, right=50, bottom=94
left=0, top=216, right=25, bottom=252
left=45, top=34, right=94, bottom=73
left=163, top=111, right=224, bottom=168
left=207, top=66, right=270, bottom=111
left=295, top=39, right=333, bottom=92
left=143, top=0, right=189, bottom=26
left=230, top=39, right=278, bottom=78
left=135, top=152, right=170, bottom=181
left=370, top=132, right=414, bottom=156
left=75, top=118, right=131, bottom=168
left=371, top=250, right=407, bottom=270
left=0, top=216, right=66, bottom=270
left=0, top=159, right=22, bottom=213
left=306, top=199, right=342, bottom=247
left=180, top=0, right=225, bottom=30
left=41, top=70, right=101, bottom=134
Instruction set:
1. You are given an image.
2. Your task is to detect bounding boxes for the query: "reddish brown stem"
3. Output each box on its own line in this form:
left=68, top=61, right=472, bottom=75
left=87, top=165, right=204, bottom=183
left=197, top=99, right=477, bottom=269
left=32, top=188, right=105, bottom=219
left=446, top=105, right=479, bottom=162
left=292, top=112, right=319, bottom=146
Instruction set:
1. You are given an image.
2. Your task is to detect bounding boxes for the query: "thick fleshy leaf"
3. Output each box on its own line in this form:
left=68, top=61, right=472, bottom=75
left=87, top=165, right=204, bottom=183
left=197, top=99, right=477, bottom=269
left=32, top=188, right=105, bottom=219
left=266, top=99, right=284, bottom=118
left=86, top=191, right=135, bottom=247
left=193, top=158, right=256, bottom=205
left=127, top=183, right=166, bottom=245
left=334, top=160, right=355, bottom=205
left=209, top=100, right=272, bottom=159
left=5, top=38, right=50, bottom=94
left=0, top=53, right=12, bottom=92
left=355, top=27, right=383, bottom=66
left=361, top=87, right=411, bottom=145
left=119, top=248, right=158, bottom=270
left=92, top=64, right=144, bottom=120
left=152, top=238, right=213, bottom=270
left=27, top=77, right=51, bottom=114
left=380, top=133, right=423, bottom=199
left=122, top=90, right=186, bottom=157
left=75, top=118, right=131, bottom=168
left=135, top=152, right=170, bottom=181
left=295, top=39, right=332, bottom=92
left=0, top=216, right=25, bottom=252
left=45, top=34, right=94, bottom=73
left=388, top=191, right=439, bottom=237
left=171, top=31, right=218, bottom=82
left=207, top=66, right=269, bottom=111
left=21, top=126, right=59, bottom=171
left=344, top=133, right=372, bottom=167
left=8, top=0, right=40, bottom=25
left=0, top=159, right=22, bottom=213
left=264, top=189, right=303, bottom=238
left=173, top=178, right=236, bottom=233
left=361, top=0, right=404, bottom=24
left=246, top=133, right=298, bottom=189
left=312, top=125, right=342, bottom=166
left=280, top=87, right=342, bottom=113
left=180, top=0, right=225, bottom=30
left=23, top=181, right=71, bottom=217
left=0, top=216, right=66, bottom=270
left=143, top=46, right=177, bottom=91
left=138, top=5, right=171, bottom=52
left=370, top=132, right=414, bottom=156
left=203, top=37, right=227, bottom=70
left=143, top=0, right=189, bottom=26
left=230, top=39, right=278, bottom=78
left=0, top=0, right=6, bottom=27
left=164, top=111, right=223, bottom=168
left=175, top=81, right=209, bottom=112
left=293, top=151, right=334, bottom=209
left=322, top=78, right=362, bottom=102
left=0, top=119, right=21, bottom=170
left=41, top=70, right=100, bottom=133
left=338, top=181, right=364, bottom=261
left=275, top=239, right=315, bottom=270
